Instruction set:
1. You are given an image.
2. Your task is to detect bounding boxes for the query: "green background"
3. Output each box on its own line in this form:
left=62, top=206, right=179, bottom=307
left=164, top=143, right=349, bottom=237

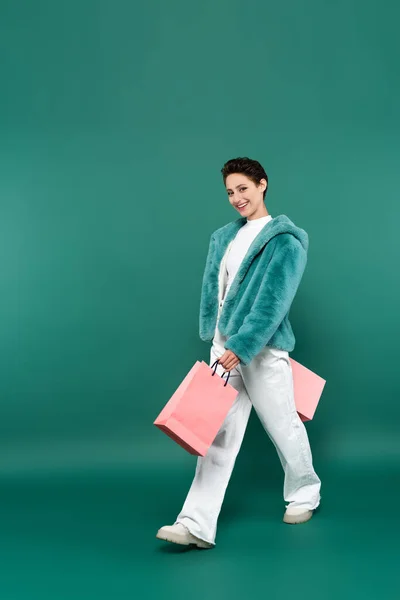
left=1, top=0, right=399, bottom=598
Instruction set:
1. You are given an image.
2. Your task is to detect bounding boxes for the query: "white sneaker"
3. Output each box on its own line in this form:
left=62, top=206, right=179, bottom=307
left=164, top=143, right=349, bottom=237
left=283, top=506, right=315, bottom=524
left=156, top=523, right=213, bottom=549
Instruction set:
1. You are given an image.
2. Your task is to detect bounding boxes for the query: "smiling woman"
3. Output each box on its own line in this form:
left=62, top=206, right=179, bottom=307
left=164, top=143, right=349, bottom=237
left=155, top=157, right=322, bottom=548
left=223, top=156, right=269, bottom=221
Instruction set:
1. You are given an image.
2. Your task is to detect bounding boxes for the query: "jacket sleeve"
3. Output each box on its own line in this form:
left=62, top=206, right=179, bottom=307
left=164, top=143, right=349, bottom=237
left=223, top=234, right=307, bottom=365
left=199, top=233, right=216, bottom=341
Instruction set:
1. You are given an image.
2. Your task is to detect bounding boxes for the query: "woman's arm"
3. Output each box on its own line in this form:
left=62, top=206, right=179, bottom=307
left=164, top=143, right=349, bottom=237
left=199, top=233, right=216, bottom=341
left=223, top=233, right=308, bottom=365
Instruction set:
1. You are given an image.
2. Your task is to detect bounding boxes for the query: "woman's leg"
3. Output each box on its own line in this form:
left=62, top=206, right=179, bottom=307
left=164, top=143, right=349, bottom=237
left=174, top=340, right=252, bottom=545
left=240, top=347, right=321, bottom=510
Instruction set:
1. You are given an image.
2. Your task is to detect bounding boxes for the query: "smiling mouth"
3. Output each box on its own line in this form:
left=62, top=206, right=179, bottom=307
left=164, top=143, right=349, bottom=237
left=237, top=202, right=249, bottom=209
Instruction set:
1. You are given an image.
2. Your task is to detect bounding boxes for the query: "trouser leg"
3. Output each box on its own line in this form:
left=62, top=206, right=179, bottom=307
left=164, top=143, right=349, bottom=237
left=175, top=331, right=252, bottom=545
left=240, top=346, right=321, bottom=510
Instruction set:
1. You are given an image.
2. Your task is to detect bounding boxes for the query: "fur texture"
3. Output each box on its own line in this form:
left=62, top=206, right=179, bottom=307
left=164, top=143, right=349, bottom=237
left=199, top=214, right=309, bottom=366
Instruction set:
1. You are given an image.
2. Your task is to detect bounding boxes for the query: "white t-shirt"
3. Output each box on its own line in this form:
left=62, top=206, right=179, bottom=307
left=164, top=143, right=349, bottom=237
left=223, top=214, right=273, bottom=300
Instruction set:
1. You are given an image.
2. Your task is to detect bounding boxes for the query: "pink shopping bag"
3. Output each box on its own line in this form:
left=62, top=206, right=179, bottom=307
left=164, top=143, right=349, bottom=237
left=154, top=359, right=238, bottom=456
left=290, top=357, right=326, bottom=422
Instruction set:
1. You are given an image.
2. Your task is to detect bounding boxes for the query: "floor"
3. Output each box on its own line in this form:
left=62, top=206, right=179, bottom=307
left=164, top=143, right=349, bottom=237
left=0, top=459, right=398, bottom=600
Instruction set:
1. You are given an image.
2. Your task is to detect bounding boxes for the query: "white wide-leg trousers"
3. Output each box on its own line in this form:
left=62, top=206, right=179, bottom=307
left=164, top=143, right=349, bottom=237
left=174, top=301, right=321, bottom=546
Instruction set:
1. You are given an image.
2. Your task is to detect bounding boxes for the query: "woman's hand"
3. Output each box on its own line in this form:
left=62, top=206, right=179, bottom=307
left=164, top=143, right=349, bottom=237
left=217, top=350, right=240, bottom=372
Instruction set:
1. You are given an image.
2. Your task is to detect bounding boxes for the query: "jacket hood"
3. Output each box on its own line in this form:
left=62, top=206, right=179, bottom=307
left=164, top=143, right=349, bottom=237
left=214, top=213, right=309, bottom=253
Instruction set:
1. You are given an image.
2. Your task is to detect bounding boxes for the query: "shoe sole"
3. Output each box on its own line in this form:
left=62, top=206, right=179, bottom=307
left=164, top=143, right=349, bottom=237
left=156, top=530, right=213, bottom=549
left=283, top=509, right=314, bottom=524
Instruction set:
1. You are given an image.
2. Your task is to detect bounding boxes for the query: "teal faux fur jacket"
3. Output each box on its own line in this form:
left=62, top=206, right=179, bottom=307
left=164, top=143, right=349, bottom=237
left=199, top=214, right=309, bottom=366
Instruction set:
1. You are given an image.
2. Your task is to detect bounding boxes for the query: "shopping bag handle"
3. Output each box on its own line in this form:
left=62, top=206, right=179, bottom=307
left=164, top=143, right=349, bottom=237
left=211, top=359, right=231, bottom=387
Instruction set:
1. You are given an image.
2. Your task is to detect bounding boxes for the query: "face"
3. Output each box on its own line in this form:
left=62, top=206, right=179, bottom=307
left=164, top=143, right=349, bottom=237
left=225, top=173, right=268, bottom=219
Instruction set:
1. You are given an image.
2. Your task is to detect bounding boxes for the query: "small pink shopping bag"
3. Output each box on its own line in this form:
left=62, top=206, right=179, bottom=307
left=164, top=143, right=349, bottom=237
left=154, top=360, right=238, bottom=456
left=290, top=358, right=326, bottom=421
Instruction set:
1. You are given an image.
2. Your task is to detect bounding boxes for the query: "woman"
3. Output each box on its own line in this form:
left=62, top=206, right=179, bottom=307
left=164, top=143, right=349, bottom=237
left=156, top=157, right=321, bottom=549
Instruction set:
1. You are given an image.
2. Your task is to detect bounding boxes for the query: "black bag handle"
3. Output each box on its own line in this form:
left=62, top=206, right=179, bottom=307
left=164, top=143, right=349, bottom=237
left=211, top=359, right=231, bottom=387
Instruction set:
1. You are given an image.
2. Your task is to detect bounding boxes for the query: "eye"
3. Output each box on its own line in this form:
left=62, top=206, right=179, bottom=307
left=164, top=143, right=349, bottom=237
left=240, top=187, right=246, bottom=192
